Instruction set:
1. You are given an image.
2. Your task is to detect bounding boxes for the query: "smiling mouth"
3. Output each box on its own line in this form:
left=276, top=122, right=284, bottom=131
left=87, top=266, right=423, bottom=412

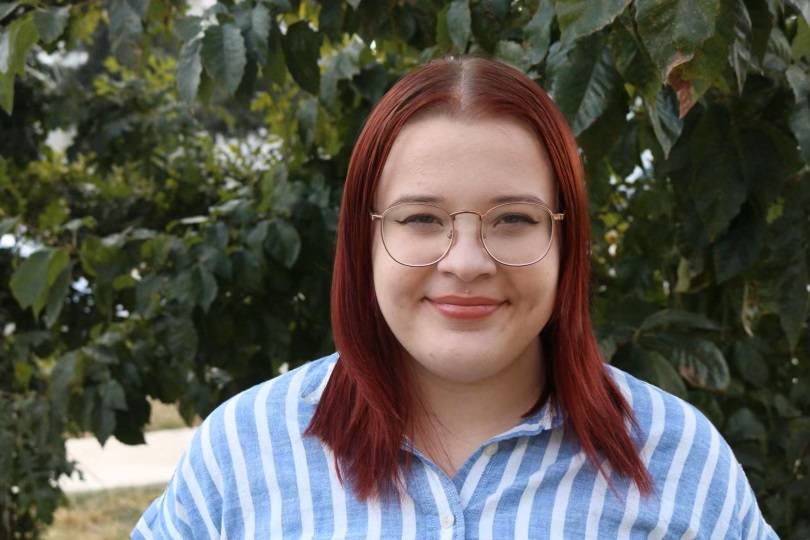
left=426, top=299, right=505, bottom=320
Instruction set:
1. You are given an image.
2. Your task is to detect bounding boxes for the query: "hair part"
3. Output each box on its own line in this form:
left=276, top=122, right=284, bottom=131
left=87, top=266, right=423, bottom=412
left=305, top=56, right=652, bottom=500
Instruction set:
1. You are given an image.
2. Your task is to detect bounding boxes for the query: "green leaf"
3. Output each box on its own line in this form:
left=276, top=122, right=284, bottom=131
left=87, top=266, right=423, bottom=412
left=553, top=0, right=630, bottom=44
left=732, top=339, right=769, bottom=388
left=642, top=333, right=730, bottom=391
left=669, top=106, right=747, bottom=242
left=36, top=248, right=70, bottom=318
left=634, top=0, right=719, bottom=80
left=13, top=360, right=33, bottom=389
left=789, top=101, right=810, bottom=164
left=320, top=36, right=362, bottom=107
left=297, top=96, right=317, bottom=148
left=773, top=393, right=800, bottom=418
left=192, top=265, right=218, bottom=313
left=249, top=3, right=271, bottom=62
left=786, top=64, right=810, bottom=101
left=729, top=0, right=752, bottom=93
left=775, top=255, right=808, bottom=352
left=0, top=216, right=17, bottom=236
left=0, top=14, right=38, bottom=114
left=94, top=379, right=128, bottom=444
left=764, top=181, right=810, bottom=354
left=318, top=0, right=343, bottom=42
left=614, top=344, right=688, bottom=398
left=175, top=15, right=203, bottom=42
left=0, top=3, right=18, bottom=22
left=354, top=62, right=387, bottom=103
left=10, top=248, right=69, bottom=319
left=108, top=0, right=146, bottom=63
left=177, top=36, right=203, bottom=103
left=100, top=379, right=127, bottom=411
left=202, top=23, right=247, bottom=96
left=638, top=308, right=720, bottom=333
left=267, top=219, right=301, bottom=268
left=447, top=0, right=471, bottom=52
left=282, top=21, right=322, bottom=94
left=550, top=34, right=621, bottom=135
left=792, top=0, right=810, bottom=26
left=607, top=16, right=660, bottom=103
left=265, top=21, right=286, bottom=86
left=166, top=316, right=198, bottom=362
left=43, top=263, right=72, bottom=328
left=524, top=0, right=554, bottom=64
left=645, top=86, right=683, bottom=156
left=494, top=40, right=528, bottom=71
left=725, top=407, right=766, bottom=443
left=747, top=0, right=771, bottom=65
left=33, top=6, right=70, bottom=44
left=713, top=202, right=764, bottom=283
left=167, top=270, right=195, bottom=306
left=666, top=0, right=737, bottom=116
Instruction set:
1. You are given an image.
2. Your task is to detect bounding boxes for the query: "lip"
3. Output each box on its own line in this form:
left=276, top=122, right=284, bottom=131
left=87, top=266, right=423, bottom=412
left=427, top=295, right=505, bottom=319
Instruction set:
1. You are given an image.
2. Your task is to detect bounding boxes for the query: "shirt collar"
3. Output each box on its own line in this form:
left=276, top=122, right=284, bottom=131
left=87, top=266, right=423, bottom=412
left=490, top=399, right=565, bottom=442
left=300, top=353, right=338, bottom=404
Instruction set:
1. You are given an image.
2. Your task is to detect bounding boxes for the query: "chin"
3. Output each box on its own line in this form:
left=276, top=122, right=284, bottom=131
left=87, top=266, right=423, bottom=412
left=417, top=347, right=505, bottom=377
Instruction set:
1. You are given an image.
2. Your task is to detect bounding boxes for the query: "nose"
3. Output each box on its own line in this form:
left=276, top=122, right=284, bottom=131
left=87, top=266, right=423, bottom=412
left=435, top=212, right=497, bottom=281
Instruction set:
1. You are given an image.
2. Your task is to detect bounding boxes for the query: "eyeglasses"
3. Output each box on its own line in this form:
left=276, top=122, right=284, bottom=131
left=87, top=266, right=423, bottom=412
left=370, top=202, right=564, bottom=267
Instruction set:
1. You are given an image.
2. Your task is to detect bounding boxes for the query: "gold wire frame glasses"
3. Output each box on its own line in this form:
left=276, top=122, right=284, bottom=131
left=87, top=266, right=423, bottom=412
left=370, top=202, right=564, bottom=267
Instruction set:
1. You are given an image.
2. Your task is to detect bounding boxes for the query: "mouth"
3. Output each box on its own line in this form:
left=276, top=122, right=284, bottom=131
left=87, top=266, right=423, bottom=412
left=426, top=296, right=506, bottom=320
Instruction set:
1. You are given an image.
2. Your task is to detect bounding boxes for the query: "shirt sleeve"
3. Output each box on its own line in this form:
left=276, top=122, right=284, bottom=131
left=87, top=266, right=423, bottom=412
left=733, top=459, right=780, bottom=540
left=705, top=433, right=779, bottom=540
left=130, top=469, right=196, bottom=539
left=130, top=418, right=225, bottom=540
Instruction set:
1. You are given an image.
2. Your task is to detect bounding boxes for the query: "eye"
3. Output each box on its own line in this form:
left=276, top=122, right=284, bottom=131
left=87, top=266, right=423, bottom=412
left=396, top=214, right=445, bottom=226
left=494, top=213, right=538, bottom=226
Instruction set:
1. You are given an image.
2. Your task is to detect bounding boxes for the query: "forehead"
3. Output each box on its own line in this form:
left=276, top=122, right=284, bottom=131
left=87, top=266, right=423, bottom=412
left=375, top=115, right=556, bottom=210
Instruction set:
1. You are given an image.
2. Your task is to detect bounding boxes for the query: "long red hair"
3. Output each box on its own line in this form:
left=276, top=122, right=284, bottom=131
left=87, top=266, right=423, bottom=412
left=306, top=56, right=652, bottom=499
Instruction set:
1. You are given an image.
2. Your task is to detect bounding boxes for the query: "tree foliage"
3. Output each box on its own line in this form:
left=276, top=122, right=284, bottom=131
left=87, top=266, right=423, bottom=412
left=0, top=0, right=809, bottom=537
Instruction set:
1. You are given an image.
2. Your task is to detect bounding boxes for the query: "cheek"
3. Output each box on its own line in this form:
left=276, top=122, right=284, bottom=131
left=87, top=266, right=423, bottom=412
left=372, top=235, right=421, bottom=312
left=518, top=254, right=560, bottom=316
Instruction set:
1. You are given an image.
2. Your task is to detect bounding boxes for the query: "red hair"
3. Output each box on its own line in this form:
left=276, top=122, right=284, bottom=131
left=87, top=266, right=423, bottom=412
left=306, top=56, right=652, bottom=499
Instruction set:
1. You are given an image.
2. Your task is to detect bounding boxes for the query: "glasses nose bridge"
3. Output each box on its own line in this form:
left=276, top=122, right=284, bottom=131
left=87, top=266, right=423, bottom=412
left=446, top=209, right=489, bottom=260
left=449, top=209, right=484, bottom=235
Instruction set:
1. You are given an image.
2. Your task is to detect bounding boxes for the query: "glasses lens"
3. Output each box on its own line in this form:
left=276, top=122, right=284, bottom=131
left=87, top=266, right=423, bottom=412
left=483, top=203, right=553, bottom=265
left=382, top=204, right=452, bottom=265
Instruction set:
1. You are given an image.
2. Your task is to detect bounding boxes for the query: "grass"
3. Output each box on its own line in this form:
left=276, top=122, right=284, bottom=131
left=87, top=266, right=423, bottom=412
left=45, top=484, right=164, bottom=540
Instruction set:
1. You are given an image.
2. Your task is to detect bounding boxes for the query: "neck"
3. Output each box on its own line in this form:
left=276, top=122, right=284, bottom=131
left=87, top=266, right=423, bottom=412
left=408, top=338, right=544, bottom=474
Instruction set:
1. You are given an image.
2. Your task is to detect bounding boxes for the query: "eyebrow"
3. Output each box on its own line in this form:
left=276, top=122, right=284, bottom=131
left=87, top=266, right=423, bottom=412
left=387, top=194, right=551, bottom=206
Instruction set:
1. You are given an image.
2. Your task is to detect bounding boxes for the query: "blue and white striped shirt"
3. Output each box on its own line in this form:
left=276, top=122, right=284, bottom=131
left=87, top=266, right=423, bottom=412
left=132, top=352, right=778, bottom=539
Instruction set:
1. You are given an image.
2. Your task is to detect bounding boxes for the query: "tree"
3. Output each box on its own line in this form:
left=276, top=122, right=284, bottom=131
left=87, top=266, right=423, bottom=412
left=1, top=0, right=808, bottom=537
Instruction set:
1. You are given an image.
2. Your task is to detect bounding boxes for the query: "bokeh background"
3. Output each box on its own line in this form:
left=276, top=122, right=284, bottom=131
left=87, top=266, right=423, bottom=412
left=2, top=0, right=810, bottom=537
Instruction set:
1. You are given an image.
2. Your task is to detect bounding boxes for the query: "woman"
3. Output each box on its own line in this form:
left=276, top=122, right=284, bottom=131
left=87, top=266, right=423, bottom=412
left=133, top=57, right=777, bottom=539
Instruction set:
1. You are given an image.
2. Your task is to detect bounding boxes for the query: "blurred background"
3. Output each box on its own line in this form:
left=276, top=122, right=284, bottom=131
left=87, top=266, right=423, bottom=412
left=1, top=0, right=809, bottom=537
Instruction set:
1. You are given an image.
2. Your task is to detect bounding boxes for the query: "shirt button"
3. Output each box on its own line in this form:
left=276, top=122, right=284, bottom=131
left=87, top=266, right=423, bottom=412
left=484, top=443, right=498, bottom=457
left=441, top=513, right=455, bottom=529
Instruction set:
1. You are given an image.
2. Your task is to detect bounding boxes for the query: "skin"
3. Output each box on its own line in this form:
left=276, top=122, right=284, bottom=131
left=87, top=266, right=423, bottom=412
left=371, top=114, right=562, bottom=476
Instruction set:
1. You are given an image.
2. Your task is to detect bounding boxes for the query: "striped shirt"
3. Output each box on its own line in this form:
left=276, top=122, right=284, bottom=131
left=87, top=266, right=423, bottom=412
left=132, top=352, right=778, bottom=539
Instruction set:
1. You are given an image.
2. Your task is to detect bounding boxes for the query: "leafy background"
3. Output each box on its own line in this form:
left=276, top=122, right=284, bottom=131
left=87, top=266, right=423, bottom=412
left=1, top=0, right=809, bottom=537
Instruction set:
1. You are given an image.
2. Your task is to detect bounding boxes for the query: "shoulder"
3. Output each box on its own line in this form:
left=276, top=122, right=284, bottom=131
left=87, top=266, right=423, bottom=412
left=603, top=364, right=779, bottom=539
left=131, top=352, right=339, bottom=539
left=193, top=351, right=339, bottom=471
left=204, top=351, right=339, bottom=433
left=604, top=363, right=720, bottom=456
